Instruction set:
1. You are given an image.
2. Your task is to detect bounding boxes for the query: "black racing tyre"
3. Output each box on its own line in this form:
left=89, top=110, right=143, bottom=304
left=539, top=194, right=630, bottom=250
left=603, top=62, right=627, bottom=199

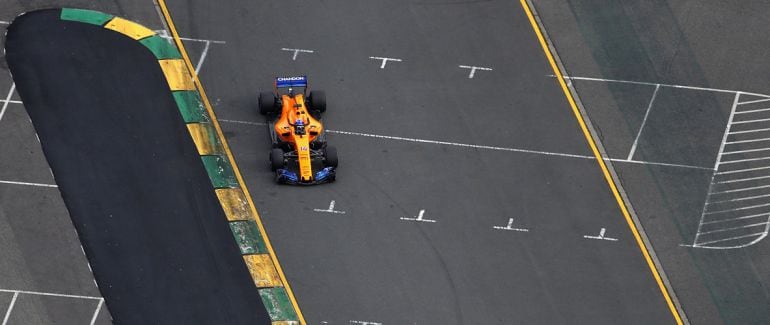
left=324, top=145, right=338, bottom=168
left=259, top=91, right=277, bottom=115
left=269, top=148, right=285, bottom=171
left=309, top=90, right=326, bottom=113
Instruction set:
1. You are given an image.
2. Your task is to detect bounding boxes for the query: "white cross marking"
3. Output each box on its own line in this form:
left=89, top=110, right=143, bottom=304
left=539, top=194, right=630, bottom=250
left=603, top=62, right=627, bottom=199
left=400, top=209, right=436, bottom=223
left=313, top=200, right=346, bottom=214
left=369, top=56, right=403, bottom=69
left=459, top=65, right=493, bottom=78
left=493, top=218, right=529, bottom=232
left=282, top=48, right=315, bottom=61
left=583, top=228, right=618, bottom=241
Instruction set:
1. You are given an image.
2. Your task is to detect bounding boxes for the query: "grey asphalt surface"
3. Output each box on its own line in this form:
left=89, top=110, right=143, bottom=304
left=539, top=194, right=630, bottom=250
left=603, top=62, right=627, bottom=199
left=0, top=1, right=169, bottom=324
left=163, top=0, right=675, bottom=323
left=534, top=0, right=770, bottom=324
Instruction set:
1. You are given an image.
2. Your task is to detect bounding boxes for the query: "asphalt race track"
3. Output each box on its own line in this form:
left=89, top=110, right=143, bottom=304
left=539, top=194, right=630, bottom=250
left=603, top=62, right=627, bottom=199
left=2, top=0, right=770, bottom=324
left=163, top=0, right=675, bottom=323
left=5, top=9, right=269, bottom=324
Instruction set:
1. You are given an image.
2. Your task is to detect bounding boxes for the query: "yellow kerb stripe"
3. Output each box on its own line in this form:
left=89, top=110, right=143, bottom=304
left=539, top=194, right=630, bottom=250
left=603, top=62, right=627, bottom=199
left=186, top=123, right=222, bottom=155
left=104, top=17, right=155, bottom=40
left=156, top=1, right=307, bottom=323
left=243, top=254, right=282, bottom=288
left=518, top=1, right=684, bottom=324
left=215, top=188, right=252, bottom=221
left=158, top=59, right=195, bottom=91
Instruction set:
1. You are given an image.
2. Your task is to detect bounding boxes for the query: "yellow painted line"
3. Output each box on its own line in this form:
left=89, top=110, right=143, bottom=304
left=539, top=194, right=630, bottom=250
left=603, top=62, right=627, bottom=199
left=156, top=1, right=306, bottom=323
left=243, top=254, right=283, bottom=288
left=215, top=188, right=252, bottom=221
left=518, top=1, right=683, bottom=324
left=104, top=17, right=155, bottom=40
left=158, top=59, right=195, bottom=90
left=186, top=123, right=222, bottom=155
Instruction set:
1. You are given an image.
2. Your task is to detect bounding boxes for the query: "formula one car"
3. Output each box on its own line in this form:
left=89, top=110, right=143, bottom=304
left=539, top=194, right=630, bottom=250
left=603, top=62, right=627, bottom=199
left=258, top=76, right=337, bottom=185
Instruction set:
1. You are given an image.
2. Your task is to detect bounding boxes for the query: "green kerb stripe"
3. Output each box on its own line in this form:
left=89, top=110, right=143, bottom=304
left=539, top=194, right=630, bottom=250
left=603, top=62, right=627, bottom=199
left=60, top=8, right=113, bottom=26
left=259, top=287, right=299, bottom=321
left=201, top=155, right=239, bottom=188
left=229, top=220, right=268, bottom=254
left=173, top=91, right=209, bottom=123
left=140, top=35, right=182, bottom=59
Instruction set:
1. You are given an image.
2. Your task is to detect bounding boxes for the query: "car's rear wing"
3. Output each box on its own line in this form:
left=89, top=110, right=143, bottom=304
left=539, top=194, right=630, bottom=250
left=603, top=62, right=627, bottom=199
left=275, top=76, right=307, bottom=88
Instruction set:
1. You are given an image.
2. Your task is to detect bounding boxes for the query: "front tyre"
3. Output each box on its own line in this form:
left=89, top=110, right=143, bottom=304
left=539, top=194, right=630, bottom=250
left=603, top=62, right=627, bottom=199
left=323, top=145, right=338, bottom=168
left=259, top=92, right=277, bottom=115
left=309, top=90, right=326, bottom=113
left=269, top=148, right=285, bottom=171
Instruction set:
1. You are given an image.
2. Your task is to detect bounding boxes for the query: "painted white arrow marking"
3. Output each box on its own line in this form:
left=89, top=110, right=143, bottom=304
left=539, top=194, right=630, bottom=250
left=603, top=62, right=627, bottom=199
left=400, top=209, right=436, bottom=223
left=493, top=218, right=529, bottom=232
left=583, top=228, right=618, bottom=241
left=313, top=200, right=346, bottom=214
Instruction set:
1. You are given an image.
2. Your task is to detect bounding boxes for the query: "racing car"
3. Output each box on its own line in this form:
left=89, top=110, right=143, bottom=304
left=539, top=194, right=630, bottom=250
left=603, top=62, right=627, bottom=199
left=258, top=76, right=337, bottom=185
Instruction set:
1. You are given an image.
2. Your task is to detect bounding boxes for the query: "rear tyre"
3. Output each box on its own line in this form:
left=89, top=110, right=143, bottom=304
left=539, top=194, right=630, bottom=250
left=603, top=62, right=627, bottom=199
left=309, top=90, right=326, bottom=113
left=324, top=145, right=338, bottom=168
left=270, top=148, right=285, bottom=171
left=259, top=92, right=277, bottom=115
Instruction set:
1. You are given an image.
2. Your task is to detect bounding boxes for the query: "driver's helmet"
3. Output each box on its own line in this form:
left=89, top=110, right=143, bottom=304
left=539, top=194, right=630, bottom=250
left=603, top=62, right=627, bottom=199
left=294, top=119, right=306, bottom=135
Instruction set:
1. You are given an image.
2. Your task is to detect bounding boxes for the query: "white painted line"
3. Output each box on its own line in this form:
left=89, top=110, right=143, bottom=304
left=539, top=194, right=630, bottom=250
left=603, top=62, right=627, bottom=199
left=728, top=127, right=770, bottom=135
left=218, top=119, right=712, bottom=170
left=711, top=184, right=770, bottom=195
left=717, top=166, right=770, bottom=175
left=350, top=321, right=382, bottom=325
left=89, top=298, right=104, bottom=325
left=734, top=107, right=770, bottom=115
left=730, top=117, right=770, bottom=125
left=154, top=30, right=225, bottom=43
left=607, top=158, right=713, bottom=171
left=492, top=218, right=529, bottom=232
left=313, top=200, right=346, bottom=214
left=2, top=292, right=18, bottom=325
left=719, top=156, right=770, bottom=165
left=722, top=147, right=770, bottom=155
left=702, top=212, right=770, bottom=225
left=738, top=98, right=770, bottom=105
left=194, top=41, right=210, bottom=74
left=0, top=21, right=9, bottom=25
left=583, top=227, right=618, bottom=241
left=459, top=65, right=492, bottom=78
left=704, top=202, right=770, bottom=215
left=281, top=48, right=314, bottom=61
left=696, top=231, right=767, bottom=246
left=0, top=180, right=58, bottom=188
left=724, top=137, right=770, bottom=145
left=0, top=83, right=16, bottom=124
left=697, top=221, right=769, bottom=235
left=553, top=75, right=770, bottom=98
left=716, top=174, right=770, bottom=184
left=0, top=99, right=22, bottom=105
left=369, top=56, right=402, bottom=69
left=708, top=193, right=770, bottom=204
left=627, top=84, right=660, bottom=160
left=400, top=209, right=436, bottom=223
left=0, top=288, right=101, bottom=300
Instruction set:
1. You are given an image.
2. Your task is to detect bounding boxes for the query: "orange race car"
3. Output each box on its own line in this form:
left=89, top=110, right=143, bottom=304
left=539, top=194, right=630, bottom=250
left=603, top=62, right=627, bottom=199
left=258, top=76, right=337, bottom=185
